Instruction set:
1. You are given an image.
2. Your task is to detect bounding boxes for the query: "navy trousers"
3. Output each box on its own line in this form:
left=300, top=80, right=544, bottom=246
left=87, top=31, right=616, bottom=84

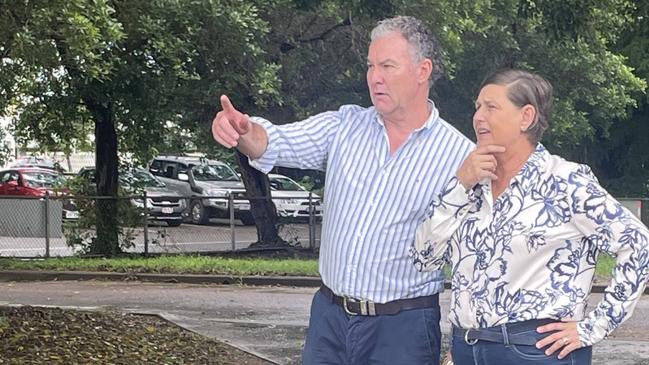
left=302, top=290, right=441, bottom=365
left=451, top=320, right=593, bottom=365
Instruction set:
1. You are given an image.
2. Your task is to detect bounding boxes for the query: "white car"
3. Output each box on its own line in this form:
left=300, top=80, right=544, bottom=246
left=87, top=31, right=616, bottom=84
left=269, top=174, right=323, bottom=219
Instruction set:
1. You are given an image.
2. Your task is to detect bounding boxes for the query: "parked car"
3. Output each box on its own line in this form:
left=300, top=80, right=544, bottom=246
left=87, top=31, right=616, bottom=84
left=268, top=174, right=323, bottom=220
left=78, top=167, right=186, bottom=227
left=10, top=156, right=66, bottom=173
left=148, top=156, right=253, bottom=225
left=0, top=167, right=79, bottom=219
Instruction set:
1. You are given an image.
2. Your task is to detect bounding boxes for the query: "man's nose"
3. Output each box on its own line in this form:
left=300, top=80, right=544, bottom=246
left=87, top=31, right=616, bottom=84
left=368, top=68, right=384, bottom=85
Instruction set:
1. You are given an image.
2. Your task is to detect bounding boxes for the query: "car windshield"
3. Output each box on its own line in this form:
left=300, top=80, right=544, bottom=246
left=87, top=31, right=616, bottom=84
left=270, top=177, right=304, bottom=191
left=22, top=171, right=65, bottom=188
left=120, top=169, right=165, bottom=188
left=192, top=164, right=239, bottom=182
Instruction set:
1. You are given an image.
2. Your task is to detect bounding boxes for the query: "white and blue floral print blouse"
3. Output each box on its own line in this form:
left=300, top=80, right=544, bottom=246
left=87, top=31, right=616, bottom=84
left=412, top=144, right=649, bottom=346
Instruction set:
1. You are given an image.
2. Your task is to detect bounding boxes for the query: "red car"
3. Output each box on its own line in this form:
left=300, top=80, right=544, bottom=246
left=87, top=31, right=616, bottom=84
left=0, top=167, right=79, bottom=219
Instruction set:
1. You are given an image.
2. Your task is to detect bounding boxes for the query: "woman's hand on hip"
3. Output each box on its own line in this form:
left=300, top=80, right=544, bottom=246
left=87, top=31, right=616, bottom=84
left=536, top=321, right=583, bottom=359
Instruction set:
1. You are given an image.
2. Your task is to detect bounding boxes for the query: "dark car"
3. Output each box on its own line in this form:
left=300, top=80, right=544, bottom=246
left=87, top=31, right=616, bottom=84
left=78, top=167, right=186, bottom=226
left=0, top=167, right=78, bottom=219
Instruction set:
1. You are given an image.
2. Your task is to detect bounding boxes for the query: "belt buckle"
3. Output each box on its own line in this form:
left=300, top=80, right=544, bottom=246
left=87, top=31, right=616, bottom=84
left=464, top=329, right=479, bottom=345
left=342, top=297, right=376, bottom=316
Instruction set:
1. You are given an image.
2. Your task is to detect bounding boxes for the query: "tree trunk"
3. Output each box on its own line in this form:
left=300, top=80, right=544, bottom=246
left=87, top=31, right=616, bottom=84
left=85, top=99, right=120, bottom=256
left=234, top=151, right=285, bottom=246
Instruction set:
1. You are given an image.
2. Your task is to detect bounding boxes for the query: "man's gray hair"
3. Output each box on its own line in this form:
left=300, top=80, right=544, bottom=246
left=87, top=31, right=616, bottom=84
left=370, top=16, right=443, bottom=85
left=480, top=69, right=553, bottom=145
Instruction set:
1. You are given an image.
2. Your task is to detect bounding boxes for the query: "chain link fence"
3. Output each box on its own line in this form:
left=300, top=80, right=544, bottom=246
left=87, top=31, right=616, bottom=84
left=0, top=193, right=323, bottom=258
left=3, top=194, right=645, bottom=259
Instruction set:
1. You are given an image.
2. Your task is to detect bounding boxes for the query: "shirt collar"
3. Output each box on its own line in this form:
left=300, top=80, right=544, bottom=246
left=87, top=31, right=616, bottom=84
left=510, top=143, right=549, bottom=186
left=373, top=100, right=439, bottom=130
left=474, top=143, right=548, bottom=196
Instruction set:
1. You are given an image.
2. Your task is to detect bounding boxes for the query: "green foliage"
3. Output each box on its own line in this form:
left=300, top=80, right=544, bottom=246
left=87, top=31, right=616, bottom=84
left=0, top=124, right=10, bottom=166
left=598, top=1, right=649, bottom=196
left=62, top=175, right=148, bottom=255
left=1, top=0, right=277, bottom=163
left=395, top=0, right=647, bottom=189
left=1, top=0, right=648, bottom=202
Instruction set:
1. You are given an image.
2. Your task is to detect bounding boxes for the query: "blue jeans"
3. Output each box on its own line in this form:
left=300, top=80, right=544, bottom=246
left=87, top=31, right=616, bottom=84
left=302, top=290, right=441, bottom=365
left=451, top=320, right=593, bottom=365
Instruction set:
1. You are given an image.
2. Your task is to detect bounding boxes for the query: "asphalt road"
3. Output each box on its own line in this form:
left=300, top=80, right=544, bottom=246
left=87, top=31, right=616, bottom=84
left=1, top=280, right=648, bottom=365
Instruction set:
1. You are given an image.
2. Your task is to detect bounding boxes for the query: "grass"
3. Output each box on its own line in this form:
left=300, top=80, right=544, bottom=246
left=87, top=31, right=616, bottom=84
left=595, top=253, right=616, bottom=278
left=0, top=253, right=616, bottom=280
left=0, top=256, right=319, bottom=276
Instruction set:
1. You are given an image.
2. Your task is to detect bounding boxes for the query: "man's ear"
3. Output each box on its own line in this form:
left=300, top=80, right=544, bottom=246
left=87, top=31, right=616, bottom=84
left=520, top=104, right=537, bottom=131
left=418, top=59, right=433, bottom=84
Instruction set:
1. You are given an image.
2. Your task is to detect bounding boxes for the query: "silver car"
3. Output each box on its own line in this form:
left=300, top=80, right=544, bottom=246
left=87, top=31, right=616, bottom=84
left=149, top=156, right=253, bottom=225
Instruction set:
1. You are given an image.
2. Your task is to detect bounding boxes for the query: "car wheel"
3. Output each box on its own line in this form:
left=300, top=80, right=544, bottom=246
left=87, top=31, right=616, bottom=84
left=190, top=200, right=209, bottom=225
left=238, top=212, right=255, bottom=226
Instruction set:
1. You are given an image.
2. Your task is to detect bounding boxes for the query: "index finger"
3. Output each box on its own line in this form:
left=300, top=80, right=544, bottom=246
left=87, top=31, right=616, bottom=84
left=537, top=322, right=568, bottom=334
left=220, top=94, right=237, bottom=114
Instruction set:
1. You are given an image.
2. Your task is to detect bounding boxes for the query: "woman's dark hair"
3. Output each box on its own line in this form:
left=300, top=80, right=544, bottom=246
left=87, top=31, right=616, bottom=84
left=480, top=69, right=553, bottom=144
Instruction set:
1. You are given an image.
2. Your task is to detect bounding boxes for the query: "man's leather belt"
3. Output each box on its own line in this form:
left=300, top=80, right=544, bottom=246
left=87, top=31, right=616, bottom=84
left=319, top=284, right=439, bottom=316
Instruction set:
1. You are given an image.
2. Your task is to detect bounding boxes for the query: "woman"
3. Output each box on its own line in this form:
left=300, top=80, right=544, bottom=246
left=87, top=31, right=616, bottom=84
left=413, top=69, right=649, bottom=364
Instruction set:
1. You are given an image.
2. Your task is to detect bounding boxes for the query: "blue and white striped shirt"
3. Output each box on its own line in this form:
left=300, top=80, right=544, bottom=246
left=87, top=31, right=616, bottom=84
left=250, top=102, right=473, bottom=303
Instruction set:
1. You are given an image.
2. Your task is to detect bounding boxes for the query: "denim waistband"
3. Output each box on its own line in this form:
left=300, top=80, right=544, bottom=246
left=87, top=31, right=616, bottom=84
left=452, top=318, right=556, bottom=346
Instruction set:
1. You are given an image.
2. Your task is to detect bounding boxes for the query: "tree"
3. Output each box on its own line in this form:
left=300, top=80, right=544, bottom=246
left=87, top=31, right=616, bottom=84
left=598, top=0, right=649, bottom=196
left=0, top=123, right=10, bottom=166
left=0, top=0, right=278, bottom=255
left=253, top=0, right=646, bottom=195
left=389, top=0, right=645, bottom=178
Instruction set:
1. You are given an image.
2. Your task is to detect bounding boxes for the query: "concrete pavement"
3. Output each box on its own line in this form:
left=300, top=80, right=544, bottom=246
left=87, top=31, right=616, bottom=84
left=1, top=277, right=648, bottom=365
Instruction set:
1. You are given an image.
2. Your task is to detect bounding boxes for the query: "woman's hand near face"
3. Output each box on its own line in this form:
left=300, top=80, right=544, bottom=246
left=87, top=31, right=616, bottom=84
left=456, top=145, right=506, bottom=190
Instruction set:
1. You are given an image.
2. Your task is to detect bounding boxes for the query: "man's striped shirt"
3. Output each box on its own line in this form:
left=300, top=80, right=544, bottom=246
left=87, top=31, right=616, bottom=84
left=250, top=102, right=473, bottom=303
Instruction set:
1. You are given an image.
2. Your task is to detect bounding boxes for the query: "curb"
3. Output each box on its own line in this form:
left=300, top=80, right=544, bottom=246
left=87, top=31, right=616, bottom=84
left=0, top=270, right=645, bottom=294
left=0, top=270, right=322, bottom=287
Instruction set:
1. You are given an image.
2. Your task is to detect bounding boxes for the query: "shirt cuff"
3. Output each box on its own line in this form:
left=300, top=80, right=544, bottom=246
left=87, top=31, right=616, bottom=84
left=577, top=310, right=611, bottom=346
left=439, top=177, right=479, bottom=218
left=247, top=117, right=279, bottom=174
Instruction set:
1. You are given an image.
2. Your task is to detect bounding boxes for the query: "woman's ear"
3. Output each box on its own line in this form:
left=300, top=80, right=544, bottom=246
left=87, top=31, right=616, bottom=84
left=520, top=104, right=536, bottom=132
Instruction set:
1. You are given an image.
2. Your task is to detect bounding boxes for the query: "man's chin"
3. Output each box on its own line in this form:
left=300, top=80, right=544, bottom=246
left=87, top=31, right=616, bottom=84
left=373, top=104, right=394, bottom=117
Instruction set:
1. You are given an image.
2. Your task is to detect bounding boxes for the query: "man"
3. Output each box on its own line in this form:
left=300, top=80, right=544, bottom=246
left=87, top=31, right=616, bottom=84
left=212, top=16, right=473, bottom=365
